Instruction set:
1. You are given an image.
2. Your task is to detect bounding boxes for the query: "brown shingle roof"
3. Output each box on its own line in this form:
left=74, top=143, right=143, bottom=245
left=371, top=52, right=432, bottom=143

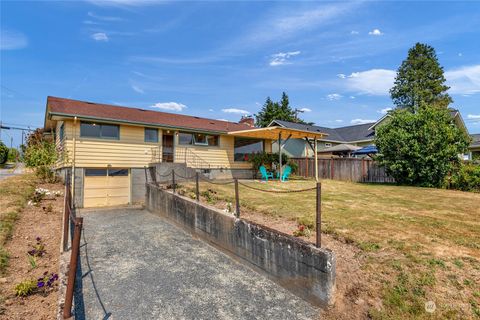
left=46, top=96, right=251, bottom=133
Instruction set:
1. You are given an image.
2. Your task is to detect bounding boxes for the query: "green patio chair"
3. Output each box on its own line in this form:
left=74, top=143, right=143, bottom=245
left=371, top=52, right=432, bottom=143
left=259, top=165, right=274, bottom=181
left=277, top=165, right=292, bottom=182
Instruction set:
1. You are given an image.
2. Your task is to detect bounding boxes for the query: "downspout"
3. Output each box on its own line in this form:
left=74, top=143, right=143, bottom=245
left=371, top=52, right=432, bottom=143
left=71, top=117, right=77, bottom=207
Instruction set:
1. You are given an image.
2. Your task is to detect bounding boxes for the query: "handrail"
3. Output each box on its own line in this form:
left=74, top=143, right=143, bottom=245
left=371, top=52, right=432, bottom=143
left=150, top=146, right=212, bottom=169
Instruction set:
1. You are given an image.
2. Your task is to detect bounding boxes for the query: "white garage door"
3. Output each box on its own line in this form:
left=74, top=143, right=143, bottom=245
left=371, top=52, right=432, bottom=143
left=84, top=168, right=130, bottom=207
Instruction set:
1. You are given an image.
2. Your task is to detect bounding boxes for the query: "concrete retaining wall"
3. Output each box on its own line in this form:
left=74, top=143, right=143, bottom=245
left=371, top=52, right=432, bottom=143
left=146, top=183, right=336, bottom=306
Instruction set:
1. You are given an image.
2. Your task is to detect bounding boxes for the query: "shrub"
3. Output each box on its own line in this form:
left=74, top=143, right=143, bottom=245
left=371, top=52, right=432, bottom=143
left=375, top=106, right=469, bottom=187
left=0, top=141, right=8, bottom=164
left=447, top=163, right=480, bottom=192
left=14, top=279, right=37, bottom=296
left=7, top=148, right=19, bottom=162
left=248, top=152, right=289, bottom=175
left=23, top=139, right=57, bottom=182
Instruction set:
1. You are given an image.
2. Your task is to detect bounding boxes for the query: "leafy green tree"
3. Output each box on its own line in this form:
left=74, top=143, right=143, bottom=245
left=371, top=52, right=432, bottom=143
left=375, top=106, right=469, bottom=187
left=23, top=129, right=57, bottom=182
left=255, top=92, right=307, bottom=127
left=0, top=141, right=8, bottom=164
left=390, top=43, right=452, bottom=112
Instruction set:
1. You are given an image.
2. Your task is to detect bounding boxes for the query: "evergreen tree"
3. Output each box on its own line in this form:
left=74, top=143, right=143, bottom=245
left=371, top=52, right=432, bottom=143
left=390, top=43, right=452, bottom=112
left=255, top=92, right=305, bottom=127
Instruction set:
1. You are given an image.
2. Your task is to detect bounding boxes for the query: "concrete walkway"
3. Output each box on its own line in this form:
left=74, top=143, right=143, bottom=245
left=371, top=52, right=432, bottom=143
left=76, top=209, right=319, bottom=320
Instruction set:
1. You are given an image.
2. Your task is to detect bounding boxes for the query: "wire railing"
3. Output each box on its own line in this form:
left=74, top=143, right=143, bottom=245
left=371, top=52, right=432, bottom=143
left=62, top=172, right=83, bottom=319
left=145, top=167, right=323, bottom=247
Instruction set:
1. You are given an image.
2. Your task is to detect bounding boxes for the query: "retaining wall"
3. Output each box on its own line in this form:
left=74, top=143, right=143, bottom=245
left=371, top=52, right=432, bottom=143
left=145, top=183, right=336, bottom=306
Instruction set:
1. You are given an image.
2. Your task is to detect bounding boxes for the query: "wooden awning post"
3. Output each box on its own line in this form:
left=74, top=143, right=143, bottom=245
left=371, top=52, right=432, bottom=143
left=278, top=132, right=282, bottom=182
left=314, top=136, right=318, bottom=182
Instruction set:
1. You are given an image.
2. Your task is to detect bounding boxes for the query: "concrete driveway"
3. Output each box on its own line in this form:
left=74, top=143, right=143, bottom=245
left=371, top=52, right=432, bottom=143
left=76, top=209, right=319, bottom=320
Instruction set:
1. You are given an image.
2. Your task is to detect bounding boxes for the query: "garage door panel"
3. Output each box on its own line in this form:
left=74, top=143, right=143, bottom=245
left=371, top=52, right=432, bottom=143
left=84, top=169, right=130, bottom=208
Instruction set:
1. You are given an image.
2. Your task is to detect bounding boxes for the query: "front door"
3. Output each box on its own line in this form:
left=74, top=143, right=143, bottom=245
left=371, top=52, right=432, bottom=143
left=162, top=134, right=174, bottom=162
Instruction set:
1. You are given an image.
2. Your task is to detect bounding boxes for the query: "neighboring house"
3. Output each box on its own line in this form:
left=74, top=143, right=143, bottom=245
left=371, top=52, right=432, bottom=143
left=44, top=96, right=323, bottom=208
left=271, top=108, right=475, bottom=159
left=44, top=96, right=272, bottom=208
left=470, top=134, right=480, bottom=160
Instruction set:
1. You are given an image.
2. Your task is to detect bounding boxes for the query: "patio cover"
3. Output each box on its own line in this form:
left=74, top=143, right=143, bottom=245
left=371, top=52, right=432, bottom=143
left=228, top=126, right=328, bottom=181
left=352, top=145, right=378, bottom=155
left=316, top=143, right=361, bottom=153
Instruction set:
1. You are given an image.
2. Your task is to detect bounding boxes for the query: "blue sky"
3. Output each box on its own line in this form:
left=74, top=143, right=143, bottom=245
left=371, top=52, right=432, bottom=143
left=1, top=0, right=480, bottom=148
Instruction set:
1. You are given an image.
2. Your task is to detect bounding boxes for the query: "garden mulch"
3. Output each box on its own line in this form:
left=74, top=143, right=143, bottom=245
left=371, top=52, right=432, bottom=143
left=0, top=181, right=64, bottom=320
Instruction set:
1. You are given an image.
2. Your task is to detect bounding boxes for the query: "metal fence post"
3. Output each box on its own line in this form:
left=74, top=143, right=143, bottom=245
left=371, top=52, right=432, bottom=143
left=172, top=170, right=176, bottom=193
left=195, top=172, right=199, bottom=202
left=63, top=217, right=83, bottom=319
left=316, top=182, right=322, bottom=248
left=234, top=178, right=240, bottom=218
left=62, top=182, right=69, bottom=252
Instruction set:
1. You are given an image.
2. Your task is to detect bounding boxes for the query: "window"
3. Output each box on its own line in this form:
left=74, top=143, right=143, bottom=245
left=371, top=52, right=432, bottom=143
left=178, top=132, right=219, bottom=146
left=84, top=168, right=128, bottom=176
left=144, top=128, right=158, bottom=143
left=234, top=138, right=264, bottom=161
left=108, top=169, right=128, bottom=176
left=179, top=132, right=193, bottom=145
left=59, top=123, right=64, bottom=141
left=325, top=143, right=332, bottom=148
left=85, top=169, right=107, bottom=176
left=80, top=122, right=119, bottom=140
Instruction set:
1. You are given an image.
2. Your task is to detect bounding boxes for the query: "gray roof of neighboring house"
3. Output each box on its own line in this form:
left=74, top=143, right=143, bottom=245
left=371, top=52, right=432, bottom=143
left=271, top=120, right=375, bottom=143
left=471, top=134, right=480, bottom=148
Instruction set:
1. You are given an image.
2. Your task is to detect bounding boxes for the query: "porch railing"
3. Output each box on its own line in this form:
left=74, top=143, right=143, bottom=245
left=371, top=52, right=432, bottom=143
left=150, top=146, right=212, bottom=169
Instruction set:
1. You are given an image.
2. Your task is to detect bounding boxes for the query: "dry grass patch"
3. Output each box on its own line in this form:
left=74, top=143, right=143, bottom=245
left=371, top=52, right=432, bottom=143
left=177, top=178, right=480, bottom=319
left=0, top=174, right=37, bottom=274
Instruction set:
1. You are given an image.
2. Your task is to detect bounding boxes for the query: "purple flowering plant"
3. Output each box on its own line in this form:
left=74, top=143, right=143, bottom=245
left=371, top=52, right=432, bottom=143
left=27, top=236, right=46, bottom=257
left=37, top=271, right=59, bottom=292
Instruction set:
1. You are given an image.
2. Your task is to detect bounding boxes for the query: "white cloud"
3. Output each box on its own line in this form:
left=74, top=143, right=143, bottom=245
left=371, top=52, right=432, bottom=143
left=349, top=96, right=355, bottom=99
left=150, top=102, right=187, bottom=111
left=87, top=0, right=163, bottom=7
left=91, top=32, right=109, bottom=41
left=458, top=53, right=463, bottom=57
left=221, top=108, right=250, bottom=115
left=208, top=108, right=214, bottom=112
left=0, top=29, right=28, bottom=50
left=368, top=29, right=383, bottom=36
left=327, top=93, right=342, bottom=100
left=344, top=69, right=396, bottom=95
left=467, top=114, right=480, bottom=119
left=445, top=65, right=480, bottom=95
left=378, top=107, right=393, bottom=114
left=299, top=107, right=312, bottom=112
left=131, top=84, right=144, bottom=94
left=240, top=2, right=361, bottom=46
left=335, top=119, right=344, bottom=123
left=350, top=30, right=359, bottom=35
left=337, top=73, right=346, bottom=79
left=351, top=119, right=375, bottom=125
left=216, top=118, right=229, bottom=122
left=269, top=51, right=301, bottom=66
left=87, top=11, right=124, bottom=22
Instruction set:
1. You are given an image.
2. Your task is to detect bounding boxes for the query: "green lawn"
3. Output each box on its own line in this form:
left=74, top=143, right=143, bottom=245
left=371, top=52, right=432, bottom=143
left=178, top=178, right=480, bottom=319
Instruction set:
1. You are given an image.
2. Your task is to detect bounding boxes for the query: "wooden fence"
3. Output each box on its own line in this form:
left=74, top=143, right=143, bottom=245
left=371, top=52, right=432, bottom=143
left=291, top=157, right=395, bottom=183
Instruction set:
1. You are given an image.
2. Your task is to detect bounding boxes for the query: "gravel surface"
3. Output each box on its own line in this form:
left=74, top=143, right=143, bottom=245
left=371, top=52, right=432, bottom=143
left=76, top=208, right=319, bottom=320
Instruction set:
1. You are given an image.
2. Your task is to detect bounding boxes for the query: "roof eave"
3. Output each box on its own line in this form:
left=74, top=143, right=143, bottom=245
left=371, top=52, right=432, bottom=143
left=49, top=112, right=230, bottom=135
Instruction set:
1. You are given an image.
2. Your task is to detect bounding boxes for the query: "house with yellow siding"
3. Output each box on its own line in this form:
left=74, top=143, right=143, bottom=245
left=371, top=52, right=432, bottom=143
left=44, top=96, right=279, bottom=208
